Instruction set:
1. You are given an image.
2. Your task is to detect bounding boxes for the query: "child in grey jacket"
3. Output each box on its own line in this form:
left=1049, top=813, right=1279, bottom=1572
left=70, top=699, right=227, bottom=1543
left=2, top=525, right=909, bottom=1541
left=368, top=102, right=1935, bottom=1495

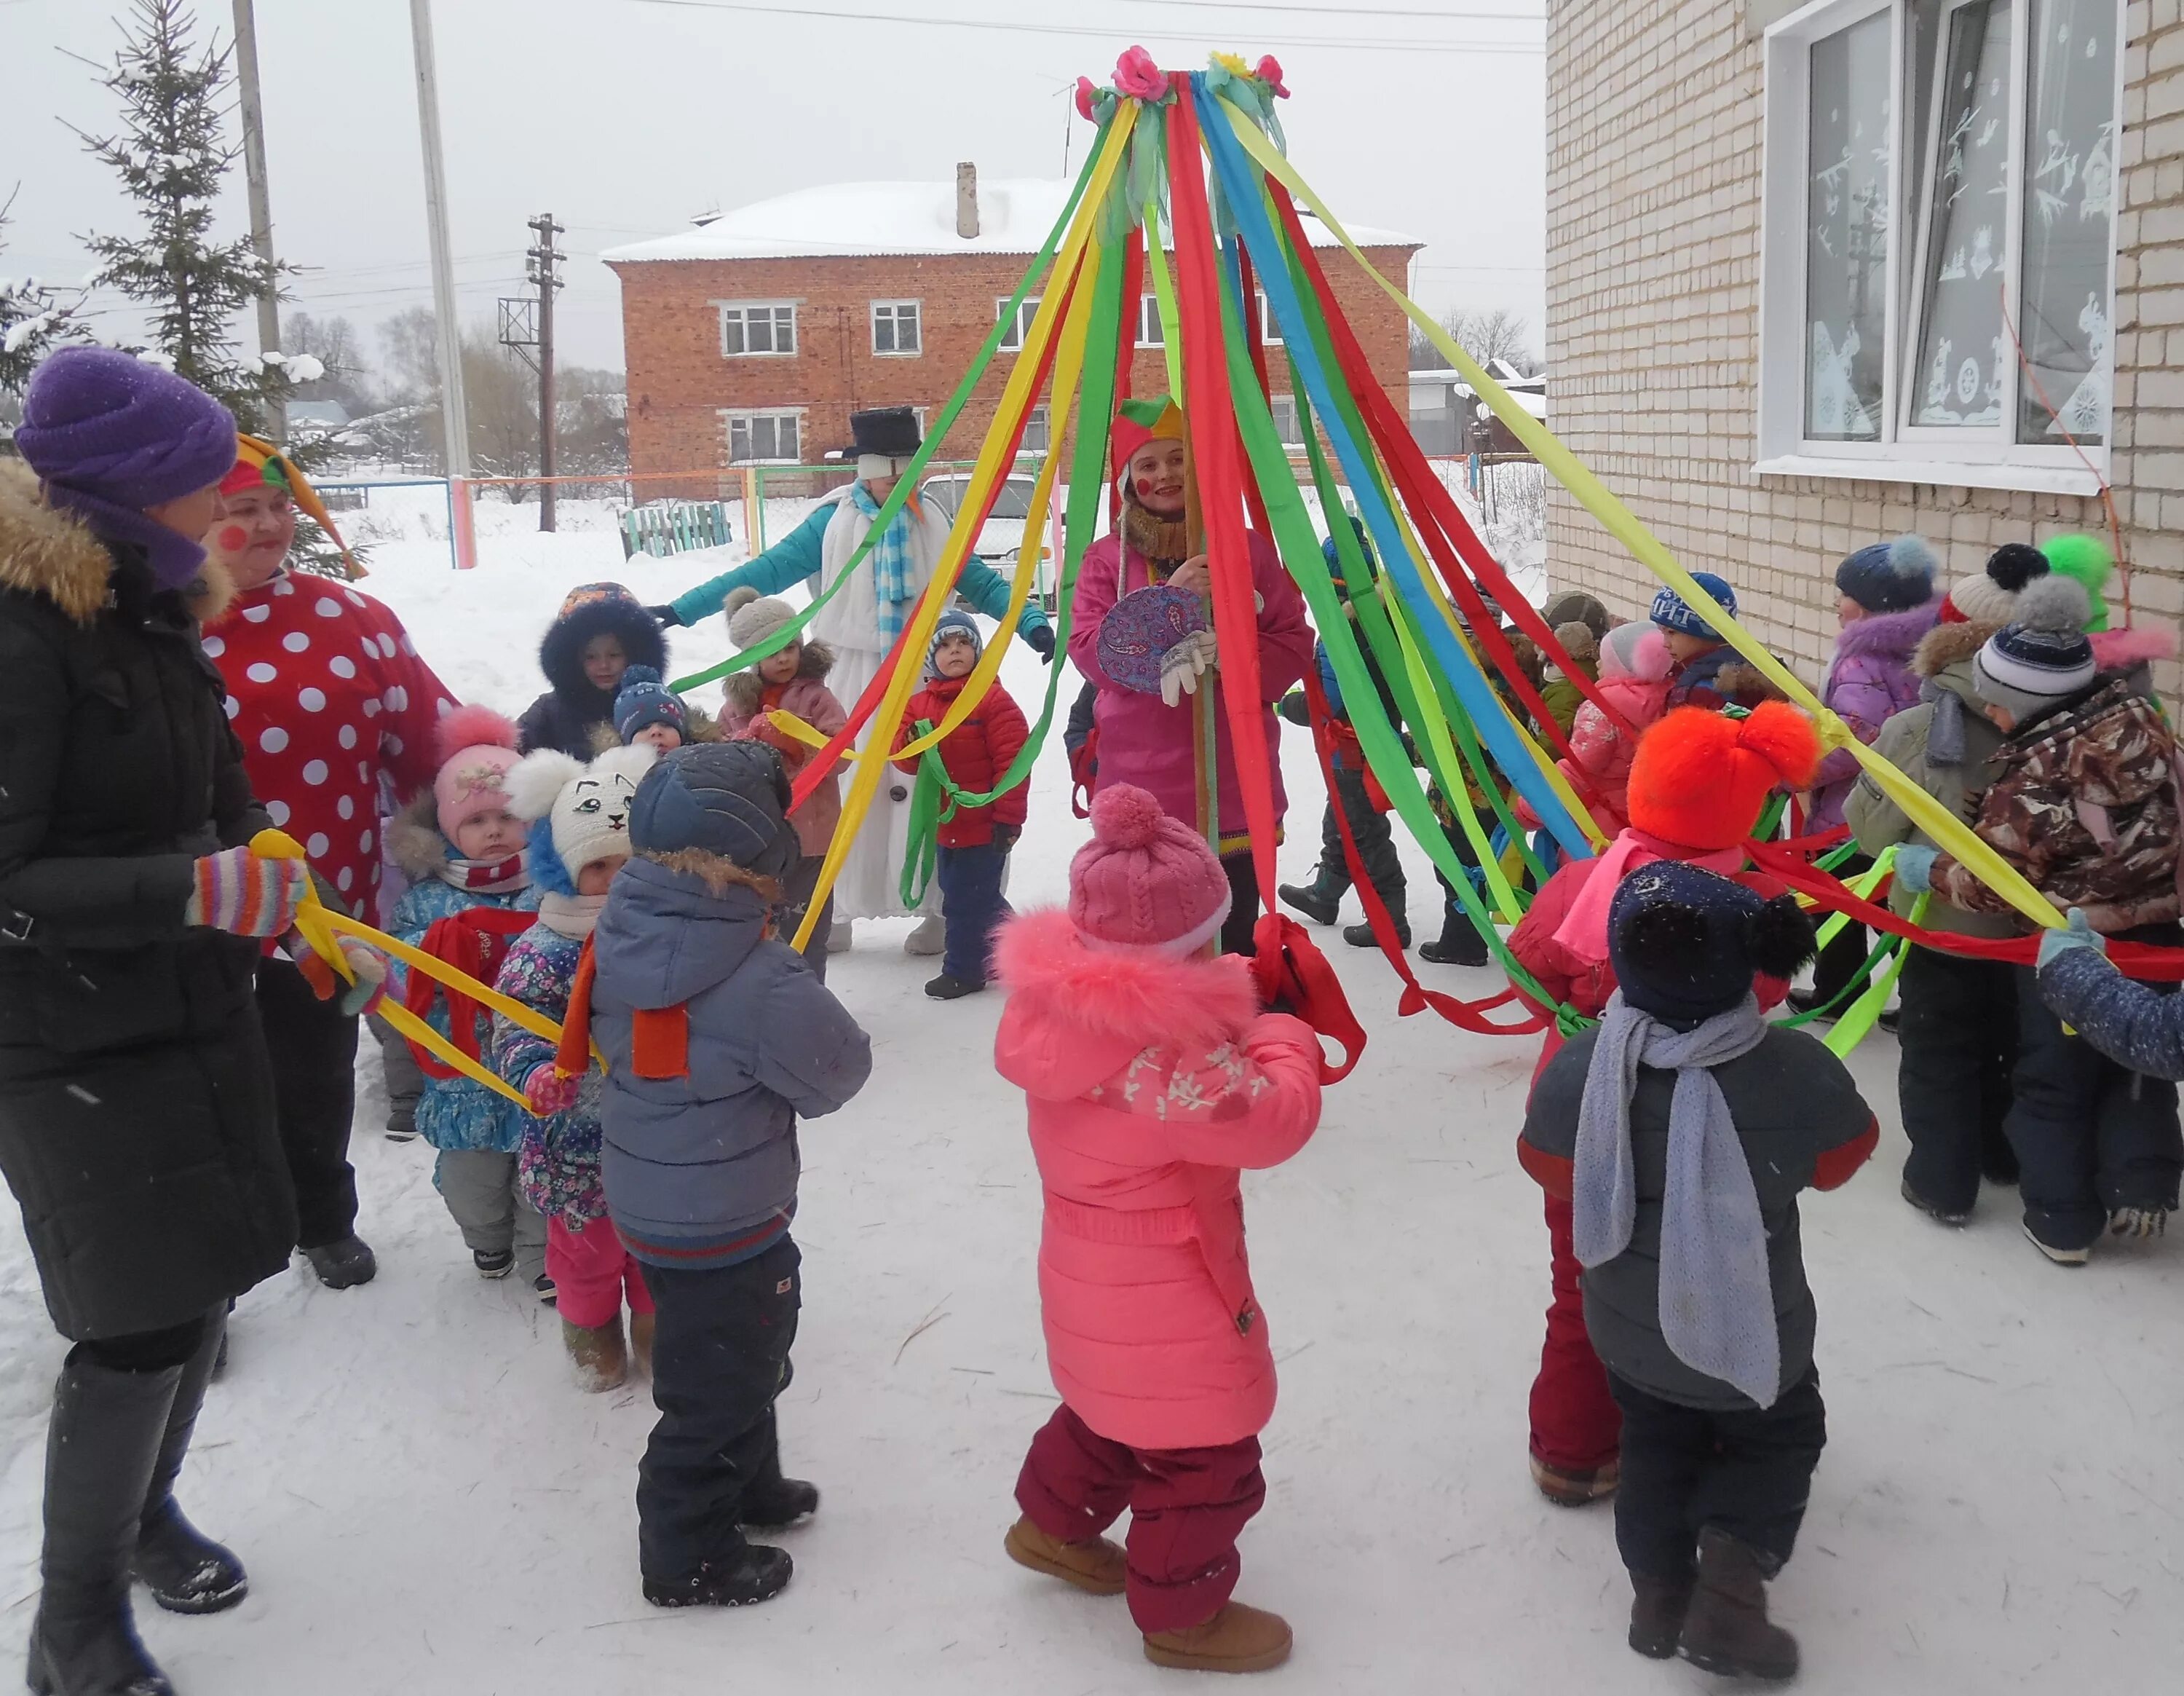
left=1520, top=863, right=1875, bottom=1681
left=581, top=741, right=873, bottom=1610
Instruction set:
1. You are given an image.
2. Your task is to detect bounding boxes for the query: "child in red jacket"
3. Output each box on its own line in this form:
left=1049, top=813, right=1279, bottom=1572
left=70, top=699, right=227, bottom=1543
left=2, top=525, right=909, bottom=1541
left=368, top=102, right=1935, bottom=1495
left=892, top=610, right=1029, bottom=999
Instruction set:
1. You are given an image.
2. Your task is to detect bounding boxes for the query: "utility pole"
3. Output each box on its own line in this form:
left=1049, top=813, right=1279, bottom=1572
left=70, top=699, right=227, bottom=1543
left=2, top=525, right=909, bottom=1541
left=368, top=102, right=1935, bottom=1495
left=230, top=0, right=284, bottom=442
left=407, top=0, right=476, bottom=566
left=527, top=212, right=565, bottom=532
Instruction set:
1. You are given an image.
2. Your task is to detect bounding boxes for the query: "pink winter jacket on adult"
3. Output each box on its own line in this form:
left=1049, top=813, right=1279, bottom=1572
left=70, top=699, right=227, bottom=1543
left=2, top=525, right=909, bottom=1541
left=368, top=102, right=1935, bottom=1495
left=992, top=909, right=1324, bottom=1451
left=1069, top=530, right=1313, bottom=853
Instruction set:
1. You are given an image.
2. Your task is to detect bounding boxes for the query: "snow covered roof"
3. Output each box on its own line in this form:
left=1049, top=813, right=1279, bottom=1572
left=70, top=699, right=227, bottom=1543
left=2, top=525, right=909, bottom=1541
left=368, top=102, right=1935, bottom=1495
left=601, top=178, right=1419, bottom=264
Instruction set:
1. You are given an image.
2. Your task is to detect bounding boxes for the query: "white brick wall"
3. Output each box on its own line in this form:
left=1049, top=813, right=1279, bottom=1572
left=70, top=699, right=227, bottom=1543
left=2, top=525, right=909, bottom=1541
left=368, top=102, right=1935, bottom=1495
left=1544, top=0, right=2183, bottom=703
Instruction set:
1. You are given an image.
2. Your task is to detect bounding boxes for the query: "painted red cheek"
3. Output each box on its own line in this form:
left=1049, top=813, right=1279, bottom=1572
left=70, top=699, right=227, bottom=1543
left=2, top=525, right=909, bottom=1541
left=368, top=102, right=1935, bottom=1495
left=216, top=526, right=249, bottom=552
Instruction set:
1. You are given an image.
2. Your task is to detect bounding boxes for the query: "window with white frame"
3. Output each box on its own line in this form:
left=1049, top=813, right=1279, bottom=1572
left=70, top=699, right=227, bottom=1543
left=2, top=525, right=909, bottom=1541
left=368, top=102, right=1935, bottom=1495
left=1270, top=395, right=1305, bottom=446
left=1020, top=404, right=1052, bottom=454
left=1757, top=0, right=2119, bottom=494
left=1254, top=291, right=1285, bottom=347
left=995, top=295, right=1042, bottom=352
left=871, top=300, right=921, bottom=356
left=721, top=409, right=801, bottom=465
left=1139, top=293, right=1166, bottom=347
left=712, top=301, right=797, bottom=358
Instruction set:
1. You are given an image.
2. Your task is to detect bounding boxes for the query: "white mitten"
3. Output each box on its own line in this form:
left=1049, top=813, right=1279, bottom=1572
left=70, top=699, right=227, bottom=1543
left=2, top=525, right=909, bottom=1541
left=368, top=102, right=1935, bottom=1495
left=1160, top=628, right=1217, bottom=708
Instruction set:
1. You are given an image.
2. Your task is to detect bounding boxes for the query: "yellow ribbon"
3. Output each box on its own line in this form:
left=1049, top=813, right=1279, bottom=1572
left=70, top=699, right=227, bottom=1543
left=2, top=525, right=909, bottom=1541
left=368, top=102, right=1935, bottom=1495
left=255, top=829, right=582, bottom=1111
left=1212, top=96, right=2062, bottom=933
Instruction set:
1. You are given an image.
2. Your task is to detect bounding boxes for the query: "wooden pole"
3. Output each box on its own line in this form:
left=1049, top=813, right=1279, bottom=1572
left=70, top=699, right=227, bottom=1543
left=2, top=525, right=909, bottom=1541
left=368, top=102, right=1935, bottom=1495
left=230, top=0, right=284, bottom=442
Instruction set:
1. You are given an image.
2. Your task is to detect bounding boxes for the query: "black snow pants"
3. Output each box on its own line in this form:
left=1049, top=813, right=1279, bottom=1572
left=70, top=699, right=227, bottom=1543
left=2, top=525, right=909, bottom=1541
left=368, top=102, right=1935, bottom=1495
left=1898, top=944, right=2019, bottom=1216
left=255, top=955, right=360, bottom=1251
left=1315, top=761, right=1406, bottom=917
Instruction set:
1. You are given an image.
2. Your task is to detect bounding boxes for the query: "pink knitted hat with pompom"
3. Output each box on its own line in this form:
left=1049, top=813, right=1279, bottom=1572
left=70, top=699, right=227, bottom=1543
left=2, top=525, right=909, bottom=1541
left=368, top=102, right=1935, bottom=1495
left=1069, top=784, right=1233, bottom=952
left=432, top=705, right=523, bottom=841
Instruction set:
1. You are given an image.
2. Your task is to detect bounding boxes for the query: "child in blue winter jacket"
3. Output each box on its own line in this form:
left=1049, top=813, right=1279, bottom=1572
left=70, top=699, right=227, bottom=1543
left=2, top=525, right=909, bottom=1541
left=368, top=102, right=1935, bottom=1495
left=494, top=741, right=660, bottom=1389
left=385, top=706, right=544, bottom=1285
left=576, top=741, right=872, bottom=1612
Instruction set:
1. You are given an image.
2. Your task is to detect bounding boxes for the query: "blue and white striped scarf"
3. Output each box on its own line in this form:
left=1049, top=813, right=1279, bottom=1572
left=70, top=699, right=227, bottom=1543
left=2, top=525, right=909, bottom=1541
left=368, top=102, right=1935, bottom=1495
left=847, top=480, right=918, bottom=643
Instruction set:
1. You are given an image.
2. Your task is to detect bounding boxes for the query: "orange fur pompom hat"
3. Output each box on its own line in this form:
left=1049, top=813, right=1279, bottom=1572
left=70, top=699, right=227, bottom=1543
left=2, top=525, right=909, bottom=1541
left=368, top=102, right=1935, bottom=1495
left=1625, top=702, right=1822, bottom=852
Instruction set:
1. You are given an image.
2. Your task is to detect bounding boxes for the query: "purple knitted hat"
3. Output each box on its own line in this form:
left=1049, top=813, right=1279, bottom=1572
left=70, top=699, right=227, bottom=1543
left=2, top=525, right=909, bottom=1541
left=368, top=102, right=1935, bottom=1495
left=15, top=348, right=237, bottom=591
left=17, top=347, right=238, bottom=508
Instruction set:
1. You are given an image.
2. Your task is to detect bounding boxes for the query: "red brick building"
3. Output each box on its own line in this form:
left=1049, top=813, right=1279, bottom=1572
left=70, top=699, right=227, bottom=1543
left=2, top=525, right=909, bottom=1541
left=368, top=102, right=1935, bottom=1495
left=603, top=168, right=1421, bottom=497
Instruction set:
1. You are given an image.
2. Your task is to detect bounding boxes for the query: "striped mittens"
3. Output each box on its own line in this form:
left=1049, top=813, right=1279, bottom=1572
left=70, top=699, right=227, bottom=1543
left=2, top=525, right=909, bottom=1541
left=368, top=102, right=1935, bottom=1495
left=185, top=847, right=309, bottom=936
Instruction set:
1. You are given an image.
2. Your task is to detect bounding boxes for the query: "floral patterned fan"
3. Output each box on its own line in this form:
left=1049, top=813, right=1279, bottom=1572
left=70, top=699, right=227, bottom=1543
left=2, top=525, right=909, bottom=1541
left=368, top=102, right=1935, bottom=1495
left=1096, top=584, right=1209, bottom=695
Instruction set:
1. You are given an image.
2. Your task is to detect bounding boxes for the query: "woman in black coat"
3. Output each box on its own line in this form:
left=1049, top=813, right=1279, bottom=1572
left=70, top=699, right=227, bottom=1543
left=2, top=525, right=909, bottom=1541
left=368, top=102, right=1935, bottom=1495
left=0, top=349, right=308, bottom=1696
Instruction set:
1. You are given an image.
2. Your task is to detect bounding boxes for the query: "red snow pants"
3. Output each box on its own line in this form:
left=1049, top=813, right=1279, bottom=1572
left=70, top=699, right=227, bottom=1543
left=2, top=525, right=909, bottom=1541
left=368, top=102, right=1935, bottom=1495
left=1529, top=1191, right=1623, bottom=1473
left=1015, top=1403, right=1266, bottom=1634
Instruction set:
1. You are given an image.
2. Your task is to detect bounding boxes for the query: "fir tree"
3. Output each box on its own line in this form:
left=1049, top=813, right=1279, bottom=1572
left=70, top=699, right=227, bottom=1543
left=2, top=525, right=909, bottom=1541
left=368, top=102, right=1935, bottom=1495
left=1, top=187, right=92, bottom=400
left=71, top=0, right=293, bottom=428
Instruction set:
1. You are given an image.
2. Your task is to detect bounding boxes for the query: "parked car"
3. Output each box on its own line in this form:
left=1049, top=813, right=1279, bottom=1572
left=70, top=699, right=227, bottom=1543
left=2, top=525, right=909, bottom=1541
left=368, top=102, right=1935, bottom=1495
left=919, top=472, right=1043, bottom=565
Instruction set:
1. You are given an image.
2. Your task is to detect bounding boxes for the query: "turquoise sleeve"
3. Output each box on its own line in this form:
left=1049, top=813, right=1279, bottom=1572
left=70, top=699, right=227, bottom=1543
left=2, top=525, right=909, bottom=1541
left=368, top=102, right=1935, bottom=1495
left=668, top=504, right=832, bottom=627
left=957, top=557, right=1053, bottom=634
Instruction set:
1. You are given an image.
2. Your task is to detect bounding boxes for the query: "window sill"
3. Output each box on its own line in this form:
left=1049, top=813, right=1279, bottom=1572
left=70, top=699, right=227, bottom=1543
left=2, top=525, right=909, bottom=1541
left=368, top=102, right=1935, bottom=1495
left=871, top=350, right=922, bottom=359
left=720, top=352, right=798, bottom=360
left=1752, top=453, right=2106, bottom=499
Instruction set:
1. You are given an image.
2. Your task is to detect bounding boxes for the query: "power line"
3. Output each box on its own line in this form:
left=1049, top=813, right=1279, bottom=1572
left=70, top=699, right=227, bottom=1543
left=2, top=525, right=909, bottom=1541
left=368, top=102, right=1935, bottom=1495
left=630, top=0, right=1544, bottom=54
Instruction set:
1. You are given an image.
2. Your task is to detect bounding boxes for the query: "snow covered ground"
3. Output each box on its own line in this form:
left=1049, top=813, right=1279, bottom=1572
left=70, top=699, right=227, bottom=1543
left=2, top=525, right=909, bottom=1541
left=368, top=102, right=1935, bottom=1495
left=1, top=502, right=2180, bottom=1693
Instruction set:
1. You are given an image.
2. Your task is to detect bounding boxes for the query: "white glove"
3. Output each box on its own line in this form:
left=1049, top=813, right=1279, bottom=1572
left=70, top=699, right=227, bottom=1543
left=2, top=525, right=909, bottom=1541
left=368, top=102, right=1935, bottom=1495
left=1160, top=628, right=1219, bottom=708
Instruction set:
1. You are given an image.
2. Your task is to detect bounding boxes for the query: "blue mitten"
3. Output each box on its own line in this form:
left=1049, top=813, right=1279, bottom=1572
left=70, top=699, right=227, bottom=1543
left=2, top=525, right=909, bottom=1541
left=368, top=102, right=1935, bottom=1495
left=2037, top=907, right=2108, bottom=969
left=1892, top=843, right=1939, bottom=895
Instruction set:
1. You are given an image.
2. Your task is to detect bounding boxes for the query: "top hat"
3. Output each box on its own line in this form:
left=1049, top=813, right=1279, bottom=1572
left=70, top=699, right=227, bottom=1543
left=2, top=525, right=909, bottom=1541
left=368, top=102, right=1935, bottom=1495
left=842, top=406, right=922, bottom=462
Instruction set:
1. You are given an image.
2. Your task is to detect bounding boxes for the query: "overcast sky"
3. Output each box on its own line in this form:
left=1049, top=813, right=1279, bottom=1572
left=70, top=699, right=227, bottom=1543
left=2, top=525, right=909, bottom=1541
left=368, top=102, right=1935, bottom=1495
left=0, top=0, right=1546, bottom=376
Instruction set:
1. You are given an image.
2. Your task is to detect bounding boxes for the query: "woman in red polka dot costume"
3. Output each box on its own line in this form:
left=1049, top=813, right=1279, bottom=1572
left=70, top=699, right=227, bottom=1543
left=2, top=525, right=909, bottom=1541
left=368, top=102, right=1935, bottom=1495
left=199, top=438, right=460, bottom=1290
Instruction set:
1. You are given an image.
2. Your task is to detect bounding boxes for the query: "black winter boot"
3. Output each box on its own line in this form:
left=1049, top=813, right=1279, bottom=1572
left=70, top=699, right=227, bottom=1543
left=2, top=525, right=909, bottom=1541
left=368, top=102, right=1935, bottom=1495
left=1343, top=916, right=1408, bottom=950
left=28, top=1356, right=185, bottom=1696
left=1628, top=1572, right=1694, bottom=1659
left=925, top=973, right=985, bottom=1001
left=1419, top=907, right=1490, bottom=967
left=1678, top=1526, right=1799, bottom=1681
left=303, top=1234, right=377, bottom=1290
left=643, top=1543, right=794, bottom=1609
left=740, top=1475, right=820, bottom=1529
left=1277, top=867, right=1346, bottom=927
left=133, top=1312, right=246, bottom=1615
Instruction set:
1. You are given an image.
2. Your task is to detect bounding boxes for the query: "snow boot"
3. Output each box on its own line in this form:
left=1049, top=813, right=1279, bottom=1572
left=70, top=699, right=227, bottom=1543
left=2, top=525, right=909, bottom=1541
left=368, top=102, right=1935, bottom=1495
left=1002, top=1515, right=1125, bottom=1596
left=925, top=973, right=985, bottom=1001
left=826, top=918, right=853, bottom=955
left=740, top=1475, right=820, bottom=1530
left=642, top=1544, right=793, bottom=1609
left=1899, top=1176, right=1971, bottom=1228
left=29, top=1355, right=185, bottom=1696
left=1277, top=867, right=1345, bottom=927
left=473, top=1247, right=514, bottom=1279
left=534, top=1273, right=557, bottom=1306
left=904, top=914, right=946, bottom=956
left=1419, top=908, right=1490, bottom=967
left=1142, top=1601, right=1293, bottom=1673
left=1530, top=1454, right=1618, bottom=1506
left=303, top=1234, right=377, bottom=1290
left=1678, top=1526, right=1798, bottom=1681
left=563, top=1318, right=628, bottom=1393
left=2024, top=1223, right=2091, bottom=1266
left=2110, top=1205, right=2168, bottom=1239
left=1343, top=916, right=1407, bottom=950
left=132, top=1314, right=245, bottom=1617
left=629, top=1310, right=655, bottom=1376
left=1627, top=1573, right=1693, bottom=1659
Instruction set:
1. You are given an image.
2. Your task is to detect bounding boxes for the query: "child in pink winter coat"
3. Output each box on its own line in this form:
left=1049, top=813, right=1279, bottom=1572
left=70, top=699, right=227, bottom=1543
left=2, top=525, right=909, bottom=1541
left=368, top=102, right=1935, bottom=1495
left=992, top=784, right=1324, bottom=1676
left=1559, top=622, right=1674, bottom=837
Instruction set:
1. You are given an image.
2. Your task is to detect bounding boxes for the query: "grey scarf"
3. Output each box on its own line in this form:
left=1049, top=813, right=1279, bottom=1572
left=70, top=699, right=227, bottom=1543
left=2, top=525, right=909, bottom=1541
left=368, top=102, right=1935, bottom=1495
left=1572, top=990, right=1781, bottom=1406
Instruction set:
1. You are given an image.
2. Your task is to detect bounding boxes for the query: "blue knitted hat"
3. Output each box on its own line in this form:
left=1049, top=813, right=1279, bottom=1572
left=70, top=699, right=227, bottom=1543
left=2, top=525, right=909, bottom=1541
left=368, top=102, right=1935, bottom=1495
left=925, top=607, right=984, bottom=679
left=613, top=665, right=688, bottom=743
left=1650, top=572, right=1737, bottom=642
left=628, top=741, right=797, bottom=879
left=1835, top=535, right=1939, bottom=614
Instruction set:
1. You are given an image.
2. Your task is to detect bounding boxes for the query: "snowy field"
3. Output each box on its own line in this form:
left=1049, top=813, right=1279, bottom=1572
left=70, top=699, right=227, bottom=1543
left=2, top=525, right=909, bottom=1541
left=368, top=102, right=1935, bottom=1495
left=1, top=497, right=2180, bottom=1694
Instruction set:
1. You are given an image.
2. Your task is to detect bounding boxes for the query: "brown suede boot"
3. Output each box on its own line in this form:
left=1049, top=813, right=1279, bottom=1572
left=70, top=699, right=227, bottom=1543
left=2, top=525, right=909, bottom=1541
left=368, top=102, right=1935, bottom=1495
left=1679, top=1526, right=1798, bottom=1681
left=1627, top=1573, right=1695, bottom=1659
left=1530, top=1454, right=1619, bottom=1506
left=1002, top=1515, right=1125, bottom=1596
left=628, top=1309, right=654, bottom=1376
left=563, top=1318, right=628, bottom=1393
left=1142, top=1602, right=1292, bottom=1673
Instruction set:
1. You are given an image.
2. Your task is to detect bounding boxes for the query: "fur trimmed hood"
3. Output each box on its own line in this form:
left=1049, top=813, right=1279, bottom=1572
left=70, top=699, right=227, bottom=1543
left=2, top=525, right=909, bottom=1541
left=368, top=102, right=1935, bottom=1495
left=1714, top=660, right=1789, bottom=705
left=386, top=790, right=453, bottom=881
left=722, top=638, right=838, bottom=715
left=994, top=908, right=1260, bottom=1047
left=0, top=458, right=234, bottom=626
left=1912, top=618, right=1999, bottom=678
left=1833, top=600, right=1939, bottom=663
